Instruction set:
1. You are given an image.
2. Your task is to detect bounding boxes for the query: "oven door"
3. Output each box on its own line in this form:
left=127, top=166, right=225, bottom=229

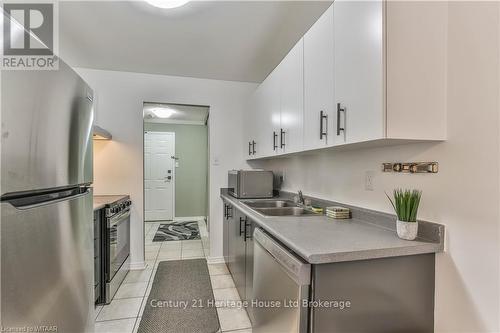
left=106, top=208, right=130, bottom=282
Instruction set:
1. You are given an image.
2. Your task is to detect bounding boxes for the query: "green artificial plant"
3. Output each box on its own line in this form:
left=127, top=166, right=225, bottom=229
left=386, top=189, right=422, bottom=222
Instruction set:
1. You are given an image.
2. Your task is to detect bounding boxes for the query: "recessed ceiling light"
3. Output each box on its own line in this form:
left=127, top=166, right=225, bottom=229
left=143, top=0, right=190, bottom=9
left=151, top=107, right=175, bottom=118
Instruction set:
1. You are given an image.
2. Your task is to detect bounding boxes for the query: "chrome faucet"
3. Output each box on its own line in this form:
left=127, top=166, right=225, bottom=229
left=297, top=190, right=305, bottom=206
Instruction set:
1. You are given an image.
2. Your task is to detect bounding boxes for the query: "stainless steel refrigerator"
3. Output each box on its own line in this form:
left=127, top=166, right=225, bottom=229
left=1, top=27, right=95, bottom=333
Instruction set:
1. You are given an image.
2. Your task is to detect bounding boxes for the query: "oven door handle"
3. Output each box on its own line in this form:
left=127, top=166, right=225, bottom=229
left=108, top=209, right=131, bottom=228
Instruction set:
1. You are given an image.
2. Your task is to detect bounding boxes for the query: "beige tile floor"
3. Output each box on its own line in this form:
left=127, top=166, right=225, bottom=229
left=94, top=219, right=252, bottom=333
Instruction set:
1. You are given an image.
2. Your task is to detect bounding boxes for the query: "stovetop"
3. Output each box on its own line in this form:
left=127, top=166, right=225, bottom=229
left=93, top=195, right=130, bottom=211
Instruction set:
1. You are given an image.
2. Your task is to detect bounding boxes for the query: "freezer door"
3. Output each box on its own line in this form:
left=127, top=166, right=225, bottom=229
left=1, top=58, right=94, bottom=195
left=1, top=188, right=94, bottom=332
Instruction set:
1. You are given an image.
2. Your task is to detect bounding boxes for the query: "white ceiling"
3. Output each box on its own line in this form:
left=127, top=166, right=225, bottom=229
left=59, top=1, right=332, bottom=83
left=143, top=102, right=209, bottom=124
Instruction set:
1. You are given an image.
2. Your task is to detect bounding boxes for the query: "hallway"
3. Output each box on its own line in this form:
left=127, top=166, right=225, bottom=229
left=94, top=220, right=251, bottom=333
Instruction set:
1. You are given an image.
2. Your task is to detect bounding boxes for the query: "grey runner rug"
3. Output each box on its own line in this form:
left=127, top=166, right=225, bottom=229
left=137, top=259, right=220, bottom=333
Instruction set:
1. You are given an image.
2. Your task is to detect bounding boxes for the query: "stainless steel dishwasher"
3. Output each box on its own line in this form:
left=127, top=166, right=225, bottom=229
left=252, top=228, right=311, bottom=333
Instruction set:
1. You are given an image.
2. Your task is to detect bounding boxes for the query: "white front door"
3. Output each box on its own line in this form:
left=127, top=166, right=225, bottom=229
left=144, top=131, right=175, bottom=221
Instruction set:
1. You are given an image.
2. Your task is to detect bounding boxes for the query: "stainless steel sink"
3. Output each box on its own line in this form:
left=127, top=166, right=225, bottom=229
left=243, top=200, right=297, bottom=208
left=254, top=207, right=320, bottom=217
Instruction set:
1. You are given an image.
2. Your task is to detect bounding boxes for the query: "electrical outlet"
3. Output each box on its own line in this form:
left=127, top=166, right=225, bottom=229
left=280, top=169, right=285, bottom=183
left=365, top=171, right=375, bottom=191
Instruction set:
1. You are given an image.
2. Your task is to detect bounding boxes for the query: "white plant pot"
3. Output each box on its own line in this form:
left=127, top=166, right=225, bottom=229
left=396, top=220, right=418, bottom=240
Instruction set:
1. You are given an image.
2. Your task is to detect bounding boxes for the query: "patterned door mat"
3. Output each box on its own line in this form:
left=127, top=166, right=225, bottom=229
left=153, top=221, right=200, bottom=242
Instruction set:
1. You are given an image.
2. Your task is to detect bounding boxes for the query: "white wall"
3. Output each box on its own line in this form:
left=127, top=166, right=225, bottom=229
left=76, top=68, right=257, bottom=267
left=251, top=2, right=500, bottom=332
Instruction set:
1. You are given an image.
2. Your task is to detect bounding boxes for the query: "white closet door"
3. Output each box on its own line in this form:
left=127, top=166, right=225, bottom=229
left=144, top=132, right=175, bottom=221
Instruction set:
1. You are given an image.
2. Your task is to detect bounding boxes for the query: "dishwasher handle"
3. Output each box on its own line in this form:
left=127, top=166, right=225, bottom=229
left=254, top=228, right=311, bottom=285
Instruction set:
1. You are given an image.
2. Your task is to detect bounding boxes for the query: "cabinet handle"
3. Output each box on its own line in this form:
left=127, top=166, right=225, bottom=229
left=280, top=128, right=285, bottom=148
left=248, top=142, right=252, bottom=155
left=224, top=204, right=228, bottom=218
left=337, top=103, right=346, bottom=136
left=244, top=221, right=252, bottom=241
left=239, top=216, right=247, bottom=237
left=252, top=140, right=256, bottom=155
left=320, top=110, right=328, bottom=140
left=273, top=131, right=278, bottom=151
left=225, top=205, right=232, bottom=219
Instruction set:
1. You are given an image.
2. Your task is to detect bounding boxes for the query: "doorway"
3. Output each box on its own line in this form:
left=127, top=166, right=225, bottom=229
left=143, top=102, right=210, bottom=257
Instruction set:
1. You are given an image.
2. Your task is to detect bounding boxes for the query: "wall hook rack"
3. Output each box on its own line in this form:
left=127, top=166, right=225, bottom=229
left=382, top=162, right=438, bottom=174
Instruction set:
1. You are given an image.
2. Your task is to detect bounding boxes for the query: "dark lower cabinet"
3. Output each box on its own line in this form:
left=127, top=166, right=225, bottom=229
left=311, top=253, right=435, bottom=333
left=223, top=200, right=256, bottom=323
left=244, top=219, right=255, bottom=322
left=232, top=209, right=247, bottom=300
left=226, top=204, right=236, bottom=277
left=223, top=203, right=233, bottom=264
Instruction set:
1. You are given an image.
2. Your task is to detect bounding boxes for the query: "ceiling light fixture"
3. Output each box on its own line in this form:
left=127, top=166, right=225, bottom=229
left=151, top=107, right=175, bottom=118
left=143, top=0, right=190, bottom=9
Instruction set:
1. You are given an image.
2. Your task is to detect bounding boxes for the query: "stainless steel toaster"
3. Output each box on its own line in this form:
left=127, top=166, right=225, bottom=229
left=228, top=170, right=274, bottom=199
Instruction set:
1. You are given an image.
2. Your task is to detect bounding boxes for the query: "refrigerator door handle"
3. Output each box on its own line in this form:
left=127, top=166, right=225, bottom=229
left=2, top=187, right=91, bottom=210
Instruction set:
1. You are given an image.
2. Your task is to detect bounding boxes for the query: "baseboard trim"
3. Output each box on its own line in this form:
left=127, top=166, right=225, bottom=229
left=206, top=256, right=225, bottom=264
left=175, top=216, right=206, bottom=222
left=129, top=261, right=147, bottom=270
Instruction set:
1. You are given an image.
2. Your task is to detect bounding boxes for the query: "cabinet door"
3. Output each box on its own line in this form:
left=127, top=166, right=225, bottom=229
left=244, top=91, right=257, bottom=158
left=223, top=203, right=233, bottom=264
left=334, top=0, right=384, bottom=143
left=233, top=210, right=247, bottom=300
left=279, top=39, right=304, bottom=154
left=255, top=71, right=279, bottom=158
left=244, top=219, right=255, bottom=323
left=227, top=205, right=237, bottom=276
left=304, top=5, right=337, bottom=149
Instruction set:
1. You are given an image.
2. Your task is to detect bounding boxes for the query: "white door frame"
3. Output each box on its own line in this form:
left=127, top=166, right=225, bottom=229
left=144, top=131, right=176, bottom=221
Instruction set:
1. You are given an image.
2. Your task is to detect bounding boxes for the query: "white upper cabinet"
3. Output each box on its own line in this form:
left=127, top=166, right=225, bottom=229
left=333, top=0, right=447, bottom=143
left=244, top=88, right=259, bottom=158
left=334, top=0, right=384, bottom=144
left=385, top=1, right=447, bottom=140
left=303, top=4, right=337, bottom=150
left=279, top=39, right=304, bottom=154
left=247, top=38, right=304, bottom=158
left=262, top=68, right=281, bottom=157
left=245, top=1, right=447, bottom=160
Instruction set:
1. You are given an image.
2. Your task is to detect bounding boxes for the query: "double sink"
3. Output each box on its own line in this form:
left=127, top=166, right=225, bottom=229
left=242, top=199, right=320, bottom=217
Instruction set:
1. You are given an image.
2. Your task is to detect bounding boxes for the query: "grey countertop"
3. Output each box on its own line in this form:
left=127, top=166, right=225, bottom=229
left=93, top=195, right=129, bottom=211
left=221, top=190, right=444, bottom=264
